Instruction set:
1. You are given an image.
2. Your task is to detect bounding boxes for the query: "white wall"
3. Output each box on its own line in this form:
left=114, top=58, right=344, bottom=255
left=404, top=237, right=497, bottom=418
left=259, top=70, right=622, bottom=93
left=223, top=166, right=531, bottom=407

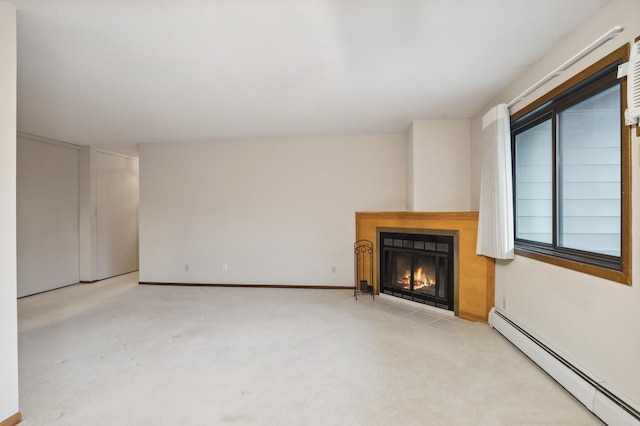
left=139, top=135, right=406, bottom=285
left=79, top=146, right=97, bottom=281
left=469, top=114, right=483, bottom=211
left=17, top=136, right=80, bottom=297
left=0, top=1, right=19, bottom=422
left=406, top=124, right=414, bottom=211
left=409, top=120, right=471, bottom=211
left=470, top=0, right=640, bottom=407
left=96, top=150, right=139, bottom=280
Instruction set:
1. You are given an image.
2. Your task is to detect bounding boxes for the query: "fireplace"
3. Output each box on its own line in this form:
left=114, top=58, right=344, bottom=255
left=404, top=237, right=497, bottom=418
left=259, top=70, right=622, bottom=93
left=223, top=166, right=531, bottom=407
left=380, top=232, right=454, bottom=311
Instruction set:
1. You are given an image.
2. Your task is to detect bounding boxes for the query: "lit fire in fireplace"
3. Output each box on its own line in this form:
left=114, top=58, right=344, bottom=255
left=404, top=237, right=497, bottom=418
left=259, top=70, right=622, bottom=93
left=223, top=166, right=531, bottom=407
left=397, top=267, right=435, bottom=290
left=414, top=267, right=435, bottom=289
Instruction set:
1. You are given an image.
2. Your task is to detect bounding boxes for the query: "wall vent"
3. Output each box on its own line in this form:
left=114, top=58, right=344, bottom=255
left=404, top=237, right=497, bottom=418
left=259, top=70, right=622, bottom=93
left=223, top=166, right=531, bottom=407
left=628, top=40, right=640, bottom=121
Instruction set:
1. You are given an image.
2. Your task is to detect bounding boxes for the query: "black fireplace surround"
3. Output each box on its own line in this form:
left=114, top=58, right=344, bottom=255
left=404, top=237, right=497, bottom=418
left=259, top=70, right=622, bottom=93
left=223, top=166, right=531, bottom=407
left=380, top=232, right=454, bottom=311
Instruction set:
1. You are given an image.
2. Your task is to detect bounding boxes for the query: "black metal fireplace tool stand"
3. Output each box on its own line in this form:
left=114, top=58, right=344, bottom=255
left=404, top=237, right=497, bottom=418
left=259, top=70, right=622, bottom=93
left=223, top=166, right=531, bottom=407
left=354, top=240, right=374, bottom=301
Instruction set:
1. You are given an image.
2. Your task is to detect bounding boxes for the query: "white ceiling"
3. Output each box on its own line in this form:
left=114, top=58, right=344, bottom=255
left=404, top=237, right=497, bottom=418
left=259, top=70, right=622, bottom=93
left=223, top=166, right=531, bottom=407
left=10, top=0, right=610, bottom=154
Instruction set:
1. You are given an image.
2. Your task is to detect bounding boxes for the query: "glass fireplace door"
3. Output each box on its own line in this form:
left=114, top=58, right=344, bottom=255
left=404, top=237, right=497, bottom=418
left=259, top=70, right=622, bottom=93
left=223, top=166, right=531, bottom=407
left=380, top=232, right=454, bottom=311
left=384, top=251, right=412, bottom=292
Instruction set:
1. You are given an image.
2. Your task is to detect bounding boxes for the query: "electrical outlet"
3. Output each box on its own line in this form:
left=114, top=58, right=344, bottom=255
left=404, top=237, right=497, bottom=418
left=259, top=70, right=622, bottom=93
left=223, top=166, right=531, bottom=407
left=185, top=264, right=189, bottom=272
left=502, top=297, right=506, bottom=310
left=222, top=263, right=228, bottom=271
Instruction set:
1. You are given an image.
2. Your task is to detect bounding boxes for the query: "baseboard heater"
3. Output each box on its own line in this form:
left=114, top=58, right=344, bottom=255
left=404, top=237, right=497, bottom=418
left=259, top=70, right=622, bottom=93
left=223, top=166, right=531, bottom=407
left=489, top=308, right=640, bottom=426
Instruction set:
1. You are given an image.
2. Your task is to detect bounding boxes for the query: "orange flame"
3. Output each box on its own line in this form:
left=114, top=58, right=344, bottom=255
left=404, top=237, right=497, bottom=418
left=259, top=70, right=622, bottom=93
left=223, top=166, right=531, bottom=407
left=397, top=267, right=435, bottom=290
left=413, top=267, right=435, bottom=289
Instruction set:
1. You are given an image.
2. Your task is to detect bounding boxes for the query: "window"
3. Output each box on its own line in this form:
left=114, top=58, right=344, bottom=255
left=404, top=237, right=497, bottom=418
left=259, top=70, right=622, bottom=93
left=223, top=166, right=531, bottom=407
left=511, top=46, right=631, bottom=284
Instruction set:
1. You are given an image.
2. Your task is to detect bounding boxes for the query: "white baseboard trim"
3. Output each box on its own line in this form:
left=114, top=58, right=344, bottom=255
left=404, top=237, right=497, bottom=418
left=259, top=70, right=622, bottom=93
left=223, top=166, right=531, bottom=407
left=489, top=308, right=640, bottom=426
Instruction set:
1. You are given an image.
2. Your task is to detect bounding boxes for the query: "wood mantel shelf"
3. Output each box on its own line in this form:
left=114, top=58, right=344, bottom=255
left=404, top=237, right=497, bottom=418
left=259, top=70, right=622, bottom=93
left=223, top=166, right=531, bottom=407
left=355, top=211, right=495, bottom=323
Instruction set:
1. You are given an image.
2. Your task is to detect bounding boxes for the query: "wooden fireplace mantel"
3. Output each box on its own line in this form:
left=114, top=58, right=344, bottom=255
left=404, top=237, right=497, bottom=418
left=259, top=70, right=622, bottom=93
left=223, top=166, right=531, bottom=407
left=355, top=211, right=495, bottom=323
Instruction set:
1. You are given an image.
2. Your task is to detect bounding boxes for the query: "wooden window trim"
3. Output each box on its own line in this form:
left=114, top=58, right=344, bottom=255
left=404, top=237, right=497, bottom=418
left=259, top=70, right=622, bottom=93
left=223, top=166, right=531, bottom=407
left=512, top=44, right=632, bottom=286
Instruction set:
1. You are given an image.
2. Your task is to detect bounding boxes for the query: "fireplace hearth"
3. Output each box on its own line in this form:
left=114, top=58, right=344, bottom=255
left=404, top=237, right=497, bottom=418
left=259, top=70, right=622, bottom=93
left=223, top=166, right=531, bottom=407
left=380, top=232, right=454, bottom=311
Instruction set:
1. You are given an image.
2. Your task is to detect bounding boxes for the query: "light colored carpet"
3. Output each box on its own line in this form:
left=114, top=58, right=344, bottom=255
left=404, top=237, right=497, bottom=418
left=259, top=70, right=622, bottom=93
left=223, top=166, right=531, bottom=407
left=18, top=272, right=602, bottom=425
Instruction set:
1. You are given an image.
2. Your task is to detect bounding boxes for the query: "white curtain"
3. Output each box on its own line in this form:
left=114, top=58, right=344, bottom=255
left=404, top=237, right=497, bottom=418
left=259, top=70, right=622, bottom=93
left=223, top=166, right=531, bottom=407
left=476, top=104, right=514, bottom=259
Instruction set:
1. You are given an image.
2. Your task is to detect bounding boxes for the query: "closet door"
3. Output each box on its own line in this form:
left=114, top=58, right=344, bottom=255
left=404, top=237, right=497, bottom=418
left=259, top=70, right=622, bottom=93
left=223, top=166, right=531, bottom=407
left=96, top=151, right=139, bottom=280
left=17, top=137, right=80, bottom=297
